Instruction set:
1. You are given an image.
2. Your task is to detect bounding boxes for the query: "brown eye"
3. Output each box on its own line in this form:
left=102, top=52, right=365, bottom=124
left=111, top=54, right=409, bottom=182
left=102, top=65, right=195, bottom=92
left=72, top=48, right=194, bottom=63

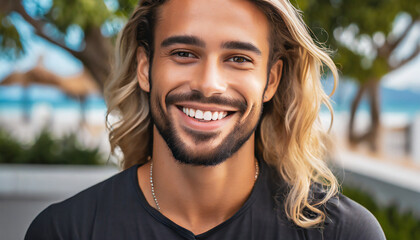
left=174, top=51, right=195, bottom=58
left=229, top=56, right=251, bottom=63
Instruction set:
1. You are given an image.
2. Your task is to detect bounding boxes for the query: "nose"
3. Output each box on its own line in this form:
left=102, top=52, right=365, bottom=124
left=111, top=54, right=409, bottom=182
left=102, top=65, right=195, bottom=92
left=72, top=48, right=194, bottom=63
left=189, top=59, right=227, bottom=97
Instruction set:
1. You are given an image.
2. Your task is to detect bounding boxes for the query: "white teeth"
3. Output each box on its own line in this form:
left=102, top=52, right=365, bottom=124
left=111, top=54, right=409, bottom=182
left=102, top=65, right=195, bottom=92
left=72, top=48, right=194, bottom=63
left=218, top=112, right=225, bottom=120
left=182, top=107, right=229, bottom=121
left=203, top=111, right=212, bottom=121
left=189, top=109, right=195, bottom=117
left=195, top=110, right=203, bottom=119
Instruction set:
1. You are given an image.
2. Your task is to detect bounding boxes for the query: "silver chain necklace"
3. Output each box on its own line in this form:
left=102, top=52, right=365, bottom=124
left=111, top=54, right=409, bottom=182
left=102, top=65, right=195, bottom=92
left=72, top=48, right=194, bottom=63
left=149, top=160, right=259, bottom=211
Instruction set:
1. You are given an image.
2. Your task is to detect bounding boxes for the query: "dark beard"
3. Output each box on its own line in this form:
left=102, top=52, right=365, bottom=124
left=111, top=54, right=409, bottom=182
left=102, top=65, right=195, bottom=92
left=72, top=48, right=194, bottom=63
left=150, top=91, right=262, bottom=166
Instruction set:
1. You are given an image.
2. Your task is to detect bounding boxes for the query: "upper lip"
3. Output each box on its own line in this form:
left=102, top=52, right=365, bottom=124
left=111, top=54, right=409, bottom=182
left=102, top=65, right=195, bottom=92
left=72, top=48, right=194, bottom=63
left=175, top=102, right=238, bottom=112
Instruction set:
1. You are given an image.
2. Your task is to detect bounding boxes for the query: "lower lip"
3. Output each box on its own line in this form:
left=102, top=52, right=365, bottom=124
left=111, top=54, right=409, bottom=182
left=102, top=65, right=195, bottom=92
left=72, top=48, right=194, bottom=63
left=175, top=107, right=234, bottom=132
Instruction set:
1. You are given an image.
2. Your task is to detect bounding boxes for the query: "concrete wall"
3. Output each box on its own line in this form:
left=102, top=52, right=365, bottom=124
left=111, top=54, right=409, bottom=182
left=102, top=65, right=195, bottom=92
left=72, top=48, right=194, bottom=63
left=0, top=164, right=118, bottom=240
left=334, top=150, right=420, bottom=217
left=412, top=114, right=420, bottom=164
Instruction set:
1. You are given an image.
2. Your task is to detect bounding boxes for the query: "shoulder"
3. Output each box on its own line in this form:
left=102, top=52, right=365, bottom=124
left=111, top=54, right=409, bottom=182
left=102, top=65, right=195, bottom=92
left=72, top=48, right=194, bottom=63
left=264, top=166, right=385, bottom=239
left=321, top=193, right=386, bottom=240
left=25, top=165, right=138, bottom=239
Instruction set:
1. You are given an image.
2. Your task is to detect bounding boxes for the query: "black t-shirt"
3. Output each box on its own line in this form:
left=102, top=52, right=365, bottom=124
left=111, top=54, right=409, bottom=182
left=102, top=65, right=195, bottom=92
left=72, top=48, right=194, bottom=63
left=25, top=160, right=385, bottom=240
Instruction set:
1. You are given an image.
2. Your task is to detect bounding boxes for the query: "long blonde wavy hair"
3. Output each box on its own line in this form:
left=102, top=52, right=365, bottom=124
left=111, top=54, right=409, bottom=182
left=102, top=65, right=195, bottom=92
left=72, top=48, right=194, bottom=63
left=104, top=0, right=339, bottom=228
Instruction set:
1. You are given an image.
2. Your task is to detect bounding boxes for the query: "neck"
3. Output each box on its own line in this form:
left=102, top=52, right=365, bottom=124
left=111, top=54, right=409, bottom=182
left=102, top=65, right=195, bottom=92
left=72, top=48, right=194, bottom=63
left=138, top=127, right=258, bottom=235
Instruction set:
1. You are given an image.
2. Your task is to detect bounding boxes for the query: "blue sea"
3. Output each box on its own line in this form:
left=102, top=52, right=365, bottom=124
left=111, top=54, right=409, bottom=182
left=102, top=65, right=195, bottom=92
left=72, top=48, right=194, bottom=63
left=322, top=79, right=420, bottom=118
left=0, top=82, right=419, bottom=119
left=0, top=85, right=106, bottom=115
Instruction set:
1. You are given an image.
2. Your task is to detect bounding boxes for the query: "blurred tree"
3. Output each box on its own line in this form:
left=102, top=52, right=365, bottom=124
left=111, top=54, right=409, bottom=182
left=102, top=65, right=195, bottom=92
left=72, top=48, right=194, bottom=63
left=295, top=0, right=420, bottom=151
left=0, top=0, right=139, bottom=90
left=1, top=0, right=419, bottom=151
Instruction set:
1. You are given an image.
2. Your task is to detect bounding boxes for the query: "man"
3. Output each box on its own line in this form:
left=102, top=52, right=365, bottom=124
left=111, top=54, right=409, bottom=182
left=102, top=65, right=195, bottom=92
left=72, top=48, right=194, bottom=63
left=26, top=0, right=385, bottom=239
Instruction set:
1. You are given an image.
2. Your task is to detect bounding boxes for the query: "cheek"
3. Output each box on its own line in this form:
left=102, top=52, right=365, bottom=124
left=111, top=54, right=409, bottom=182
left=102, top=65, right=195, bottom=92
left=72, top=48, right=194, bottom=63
left=149, top=68, right=168, bottom=114
left=152, top=60, right=197, bottom=94
left=229, top=73, right=267, bottom=103
left=151, top=61, right=177, bottom=96
left=228, top=76, right=266, bottom=122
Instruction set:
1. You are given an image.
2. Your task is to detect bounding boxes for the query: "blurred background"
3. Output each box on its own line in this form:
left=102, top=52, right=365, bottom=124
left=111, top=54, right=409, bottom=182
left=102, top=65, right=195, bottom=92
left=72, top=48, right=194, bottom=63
left=0, top=0, right=419, bottom=239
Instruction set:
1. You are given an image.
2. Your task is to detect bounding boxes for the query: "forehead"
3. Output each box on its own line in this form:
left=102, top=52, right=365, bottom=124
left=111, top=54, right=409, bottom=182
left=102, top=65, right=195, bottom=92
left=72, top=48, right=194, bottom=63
left=154, top=0, right=270, bottom=52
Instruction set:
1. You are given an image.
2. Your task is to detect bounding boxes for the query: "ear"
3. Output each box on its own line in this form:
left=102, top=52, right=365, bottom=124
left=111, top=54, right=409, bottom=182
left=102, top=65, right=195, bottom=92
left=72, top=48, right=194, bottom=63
left=263, top=59, right=283, bottom=102
left=137, top=47, right=150, bottom=92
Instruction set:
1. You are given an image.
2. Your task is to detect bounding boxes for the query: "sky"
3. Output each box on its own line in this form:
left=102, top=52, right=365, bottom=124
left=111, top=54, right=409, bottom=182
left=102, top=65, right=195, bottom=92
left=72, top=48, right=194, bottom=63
left=382, top=56, right=420, bottom=91
left=0, top=12, right=83, bottom=79
left=382, top=13, right=420, bottom=91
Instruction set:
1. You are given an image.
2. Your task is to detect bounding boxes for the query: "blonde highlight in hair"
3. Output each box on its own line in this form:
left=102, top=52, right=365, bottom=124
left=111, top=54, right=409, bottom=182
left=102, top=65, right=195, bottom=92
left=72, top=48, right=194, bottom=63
left=105, top=0, right=165, bottom=168
left=255, top=0, right=339, bottom=228
left=105, top=0, right=338, bottom=229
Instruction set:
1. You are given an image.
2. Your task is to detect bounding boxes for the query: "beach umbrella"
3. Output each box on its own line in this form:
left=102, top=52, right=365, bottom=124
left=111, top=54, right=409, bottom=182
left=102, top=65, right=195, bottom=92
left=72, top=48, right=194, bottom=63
left=58, top=71, right=100, bottom=99
left=0, top=67, right=64, bottom=121
left=0, top=63, right=100, bottom=124
left=58, top=71, right=100, bottom=125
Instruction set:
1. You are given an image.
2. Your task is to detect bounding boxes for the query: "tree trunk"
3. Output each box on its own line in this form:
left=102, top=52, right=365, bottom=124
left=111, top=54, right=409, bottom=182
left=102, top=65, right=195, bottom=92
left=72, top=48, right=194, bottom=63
left=76, top=27, right=113, bottom=91
left=348, top=82, right=366, bottom=144
left=348, top=78, right=381, bottom=151
left=367, top=79, right=380, bottom=151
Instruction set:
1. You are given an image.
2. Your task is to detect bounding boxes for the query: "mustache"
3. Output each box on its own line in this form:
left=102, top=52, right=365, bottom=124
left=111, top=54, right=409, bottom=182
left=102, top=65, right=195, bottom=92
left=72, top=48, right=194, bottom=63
left=165, top=91, right=247, bottom=113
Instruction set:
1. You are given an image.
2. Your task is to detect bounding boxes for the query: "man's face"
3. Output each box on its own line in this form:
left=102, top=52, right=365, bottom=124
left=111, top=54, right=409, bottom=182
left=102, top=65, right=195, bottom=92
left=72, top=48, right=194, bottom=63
left=140, top=0, right=275, bottom=165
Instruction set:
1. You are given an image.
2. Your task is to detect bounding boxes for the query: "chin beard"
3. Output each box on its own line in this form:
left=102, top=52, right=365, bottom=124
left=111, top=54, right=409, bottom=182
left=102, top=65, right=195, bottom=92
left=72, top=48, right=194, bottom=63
left=150, top=92, right=261, bottom=166
left=154, top=118, right=258, bottom=166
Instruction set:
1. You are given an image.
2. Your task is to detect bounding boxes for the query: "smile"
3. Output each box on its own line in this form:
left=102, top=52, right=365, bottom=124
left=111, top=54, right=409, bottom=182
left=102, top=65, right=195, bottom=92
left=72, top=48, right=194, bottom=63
left=182, top=107, right=228, bottom=121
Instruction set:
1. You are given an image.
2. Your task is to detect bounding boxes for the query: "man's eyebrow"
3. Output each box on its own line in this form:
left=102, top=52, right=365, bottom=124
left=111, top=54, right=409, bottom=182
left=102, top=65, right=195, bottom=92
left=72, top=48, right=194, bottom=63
left=161, top=35, right=206, bottom=48
left=221, top=41, right=262, bottom=56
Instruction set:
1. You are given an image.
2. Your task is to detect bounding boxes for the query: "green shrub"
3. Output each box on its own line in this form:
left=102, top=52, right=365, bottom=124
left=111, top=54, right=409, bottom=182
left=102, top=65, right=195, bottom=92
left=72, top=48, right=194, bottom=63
left=343, top=186, right=420, bottom=240
left=0, top=129, right=103, bottom=165
left=0, top=130, right=23, bottom=163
